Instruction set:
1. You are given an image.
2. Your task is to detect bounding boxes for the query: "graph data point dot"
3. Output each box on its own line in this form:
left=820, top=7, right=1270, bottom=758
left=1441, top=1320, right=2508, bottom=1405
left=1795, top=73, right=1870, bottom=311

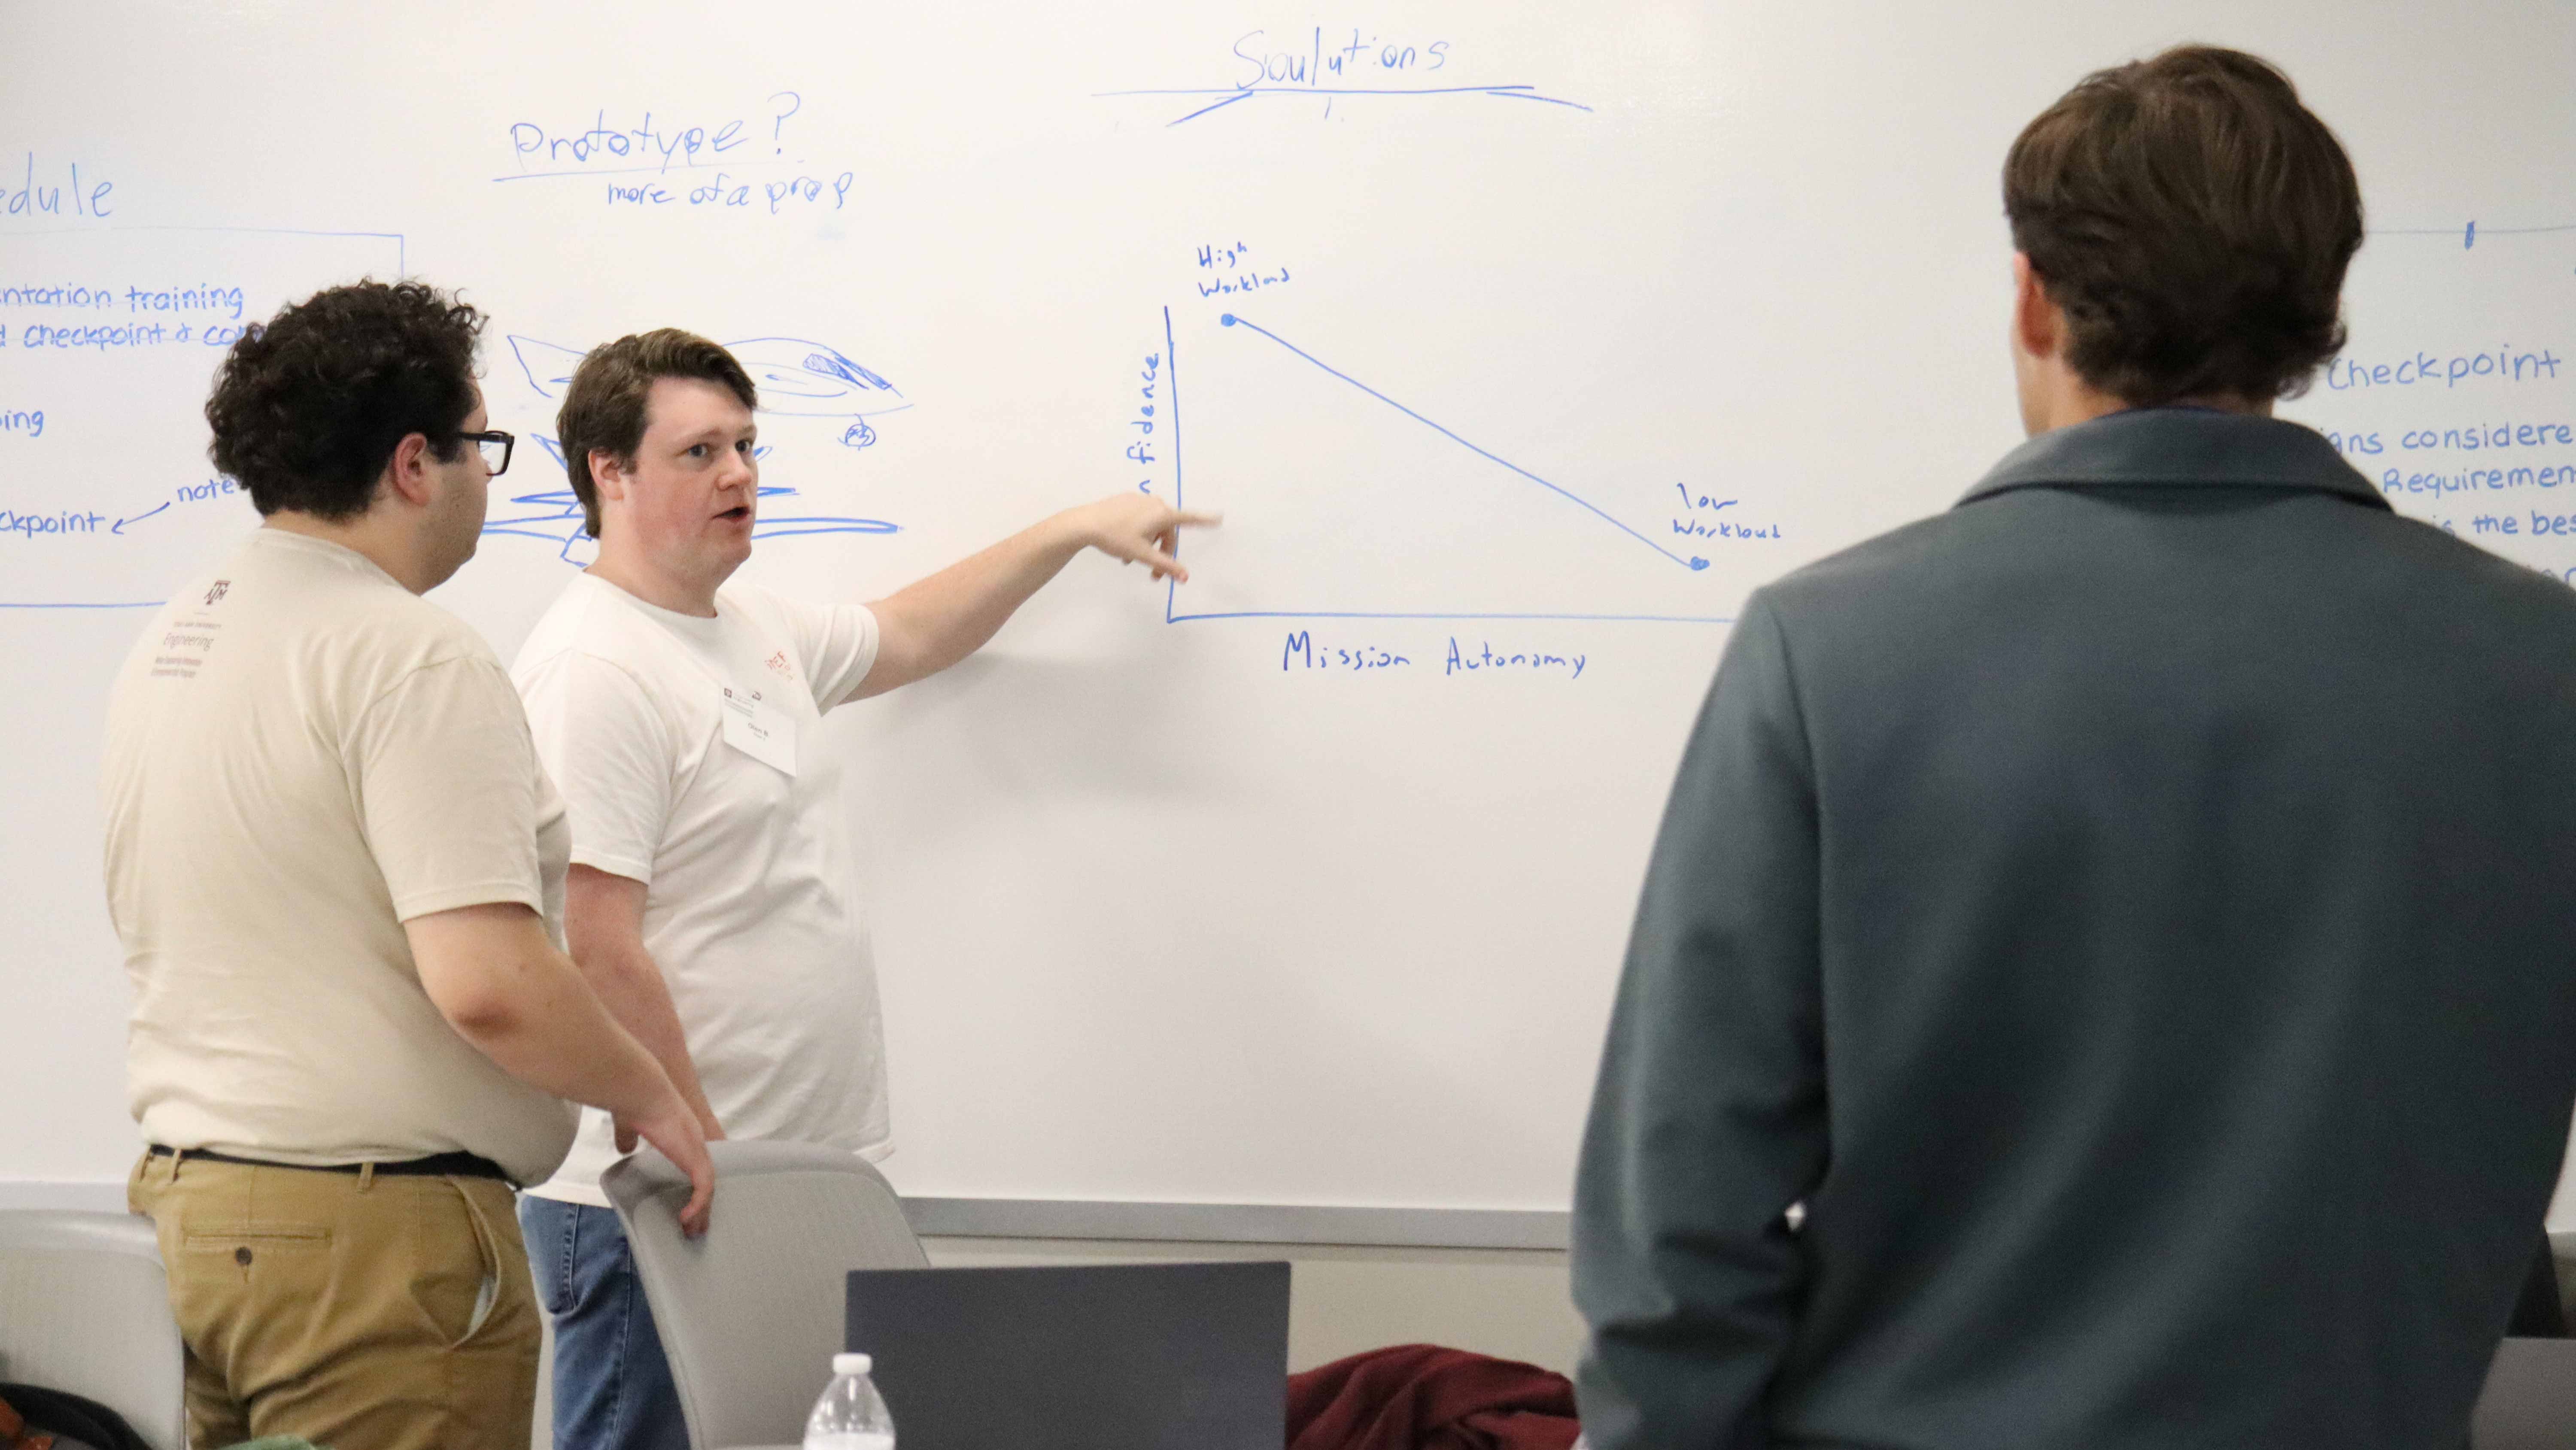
left=1690, top=558, right=1710, bottom=570
left=1220, top=314, right=1238, bottom=326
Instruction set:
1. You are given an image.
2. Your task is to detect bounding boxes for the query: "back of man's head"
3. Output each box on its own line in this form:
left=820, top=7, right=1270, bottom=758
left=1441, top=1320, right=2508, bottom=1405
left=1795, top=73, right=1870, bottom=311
left=556, top=328, right=760, bottom=539
left=2005, top=46, right=2363, bottom=407
left=204, top=279, right=485, bottom=520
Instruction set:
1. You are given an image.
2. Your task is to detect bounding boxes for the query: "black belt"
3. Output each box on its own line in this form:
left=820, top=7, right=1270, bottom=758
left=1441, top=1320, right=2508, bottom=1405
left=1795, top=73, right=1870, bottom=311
left=148, top=1144, right=512, bottom=1183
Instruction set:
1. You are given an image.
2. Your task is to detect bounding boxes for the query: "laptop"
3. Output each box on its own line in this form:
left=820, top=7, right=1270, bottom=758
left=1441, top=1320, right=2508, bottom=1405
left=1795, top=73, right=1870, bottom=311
left=844, top=1260, right=1291, bottom=1450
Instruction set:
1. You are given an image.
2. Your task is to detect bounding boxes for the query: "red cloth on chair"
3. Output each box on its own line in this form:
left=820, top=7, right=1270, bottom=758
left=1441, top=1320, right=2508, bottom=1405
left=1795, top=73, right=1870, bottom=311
left=1286, top=1343, right=1582, bottom=1450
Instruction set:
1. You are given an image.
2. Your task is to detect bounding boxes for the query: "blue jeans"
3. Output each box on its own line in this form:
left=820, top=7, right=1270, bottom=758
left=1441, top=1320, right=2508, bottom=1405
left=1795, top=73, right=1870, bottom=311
left=519, top=1195, right=689, bottom=1450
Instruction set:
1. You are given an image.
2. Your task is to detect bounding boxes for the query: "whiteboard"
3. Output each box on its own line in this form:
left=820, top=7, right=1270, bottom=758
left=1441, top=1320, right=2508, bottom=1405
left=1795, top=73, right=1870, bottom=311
left=2, top=0, right=2570, bottom=1222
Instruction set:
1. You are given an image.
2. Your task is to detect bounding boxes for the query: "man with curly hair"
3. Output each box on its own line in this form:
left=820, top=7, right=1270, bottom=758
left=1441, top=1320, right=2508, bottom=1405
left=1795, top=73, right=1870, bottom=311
left=103, top=279, right=714, bottom=1450
left=1573, top=46, right=2576, bottom=1450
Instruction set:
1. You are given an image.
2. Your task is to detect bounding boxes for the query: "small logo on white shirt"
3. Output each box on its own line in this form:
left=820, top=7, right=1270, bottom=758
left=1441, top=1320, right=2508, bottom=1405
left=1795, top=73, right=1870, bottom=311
left=765, top=650, right=793, bottom=679
left=203, top=580, right=231, bottom=605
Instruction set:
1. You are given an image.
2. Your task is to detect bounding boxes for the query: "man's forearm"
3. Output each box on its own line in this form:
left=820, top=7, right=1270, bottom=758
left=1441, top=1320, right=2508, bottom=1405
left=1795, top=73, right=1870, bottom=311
left=865, top=512, right=1087, bottom=692
left=454, top=947, right=682, bottom=1122
left=410, top=901, right=717, bottom=1231
left=857, top=493, right=1207, bottom=698
left=411, top=906, right=684, bottom=1123
left=578, top=937, right=721, bottom=1131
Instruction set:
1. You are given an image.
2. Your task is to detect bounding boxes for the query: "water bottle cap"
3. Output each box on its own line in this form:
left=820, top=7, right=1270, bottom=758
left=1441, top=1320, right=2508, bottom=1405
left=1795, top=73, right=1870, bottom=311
left=833, top=1352, right=872, bottom=1376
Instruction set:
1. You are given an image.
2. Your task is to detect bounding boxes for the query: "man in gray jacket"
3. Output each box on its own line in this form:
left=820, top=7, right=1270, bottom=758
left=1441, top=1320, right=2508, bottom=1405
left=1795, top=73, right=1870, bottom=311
left=1572, top=46, right=2576, bottom=1450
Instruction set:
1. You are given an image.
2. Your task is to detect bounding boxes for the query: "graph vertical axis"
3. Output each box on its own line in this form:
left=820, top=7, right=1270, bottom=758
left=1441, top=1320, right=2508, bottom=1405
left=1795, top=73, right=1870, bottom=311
left=1164, top=303, right=1182, bottom=625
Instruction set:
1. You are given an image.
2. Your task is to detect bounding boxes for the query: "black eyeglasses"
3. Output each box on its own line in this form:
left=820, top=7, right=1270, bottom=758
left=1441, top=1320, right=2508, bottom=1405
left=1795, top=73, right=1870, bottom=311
left=455, top=429, right=514, bottom=477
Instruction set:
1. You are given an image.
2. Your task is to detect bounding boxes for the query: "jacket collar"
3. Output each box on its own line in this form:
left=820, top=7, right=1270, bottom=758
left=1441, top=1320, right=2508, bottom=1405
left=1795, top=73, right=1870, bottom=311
left=1959, top=407, right=2391, bottom=512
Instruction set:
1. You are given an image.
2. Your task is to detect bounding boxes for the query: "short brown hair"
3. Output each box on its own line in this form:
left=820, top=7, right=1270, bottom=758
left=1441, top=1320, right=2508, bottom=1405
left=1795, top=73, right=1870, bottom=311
left=2004, top=46, right=2363, bottom=405
left=555, top=329, right=758, bottom=537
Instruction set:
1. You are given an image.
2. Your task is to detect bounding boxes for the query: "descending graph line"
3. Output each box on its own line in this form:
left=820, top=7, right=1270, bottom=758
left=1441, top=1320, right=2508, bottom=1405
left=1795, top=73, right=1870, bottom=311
left=1215, top=313, right=1710, bottom=573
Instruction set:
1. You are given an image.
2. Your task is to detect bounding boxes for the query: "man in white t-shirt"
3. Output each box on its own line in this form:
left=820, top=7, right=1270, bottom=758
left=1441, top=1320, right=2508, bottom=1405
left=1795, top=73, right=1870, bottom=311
left=515, top=328, right=1211, bottom=1450
left=103, top=281, right=713, bottom=1450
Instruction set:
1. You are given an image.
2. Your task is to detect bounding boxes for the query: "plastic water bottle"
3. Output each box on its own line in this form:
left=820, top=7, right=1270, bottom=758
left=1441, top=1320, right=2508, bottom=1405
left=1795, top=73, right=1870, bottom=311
left=802, top=1351, right=896, bottom=1450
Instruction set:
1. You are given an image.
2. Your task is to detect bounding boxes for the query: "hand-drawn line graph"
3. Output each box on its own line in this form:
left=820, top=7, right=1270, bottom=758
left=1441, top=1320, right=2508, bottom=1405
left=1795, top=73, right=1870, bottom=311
left=1160, top=308, right=1731, bottom=625
left=1221, top=314, right=1708, bottom=573
left=480, top=435, right=897, bottom=567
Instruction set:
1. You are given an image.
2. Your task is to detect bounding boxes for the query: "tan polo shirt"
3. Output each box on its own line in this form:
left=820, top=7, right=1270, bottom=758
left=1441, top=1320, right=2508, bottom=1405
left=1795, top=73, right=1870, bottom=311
left=101, top=528, right=577, bottom=1185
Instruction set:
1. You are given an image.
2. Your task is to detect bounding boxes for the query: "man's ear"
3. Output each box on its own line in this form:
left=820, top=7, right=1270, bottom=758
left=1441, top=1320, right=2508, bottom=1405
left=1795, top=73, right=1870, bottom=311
left=588, top=449, right=630, bottom=507
left=2011, top=253, right=2063, bottom=364
left=380, top=432, right=435, bottom=509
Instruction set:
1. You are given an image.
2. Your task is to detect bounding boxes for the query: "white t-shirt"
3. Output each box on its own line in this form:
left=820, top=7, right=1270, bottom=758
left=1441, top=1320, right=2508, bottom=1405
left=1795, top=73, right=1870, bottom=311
left=513, top=573, right=887, bottom=1206
left=102, top=528, right=578, bottom=1186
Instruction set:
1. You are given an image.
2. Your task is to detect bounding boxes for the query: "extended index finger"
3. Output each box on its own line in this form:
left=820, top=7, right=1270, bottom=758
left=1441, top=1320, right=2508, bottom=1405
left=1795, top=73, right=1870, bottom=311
left=1130, top=543, right=1188, bottom=583
left=1169, top=509, right=1223, bottom=528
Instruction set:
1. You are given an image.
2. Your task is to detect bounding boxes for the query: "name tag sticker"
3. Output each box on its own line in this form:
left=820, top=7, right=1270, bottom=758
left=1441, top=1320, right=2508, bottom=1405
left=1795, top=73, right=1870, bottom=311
left=718, top=684, right=797, bottom=775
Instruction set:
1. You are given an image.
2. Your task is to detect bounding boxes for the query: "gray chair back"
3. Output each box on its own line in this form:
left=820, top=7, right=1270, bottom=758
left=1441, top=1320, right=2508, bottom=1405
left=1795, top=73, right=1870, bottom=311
left=603, top=1140, right=928, bottom=1450
left=0, top=1210, right=185, bottom=1450
left=2476, top=1337, right=2576, bottom=1449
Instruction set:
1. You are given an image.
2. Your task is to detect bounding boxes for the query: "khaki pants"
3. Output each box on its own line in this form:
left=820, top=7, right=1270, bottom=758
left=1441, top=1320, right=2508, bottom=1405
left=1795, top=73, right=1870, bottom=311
left=128, top=1150, right=538, bottom=1450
